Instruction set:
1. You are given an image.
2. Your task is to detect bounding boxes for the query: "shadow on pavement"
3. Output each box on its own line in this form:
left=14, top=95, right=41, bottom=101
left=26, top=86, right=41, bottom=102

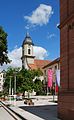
left=20, top=104, right=59, bottom=120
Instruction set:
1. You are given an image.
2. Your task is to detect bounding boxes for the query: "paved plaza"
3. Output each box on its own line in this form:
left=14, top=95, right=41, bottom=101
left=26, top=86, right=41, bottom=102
left=3, top=96, right=61, bottom=120
left=0, top=106, right=15, bottom=120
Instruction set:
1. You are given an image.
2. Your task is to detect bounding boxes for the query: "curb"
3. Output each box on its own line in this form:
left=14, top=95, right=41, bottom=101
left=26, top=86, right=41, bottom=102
left=0, top=101, right=27, bottom=120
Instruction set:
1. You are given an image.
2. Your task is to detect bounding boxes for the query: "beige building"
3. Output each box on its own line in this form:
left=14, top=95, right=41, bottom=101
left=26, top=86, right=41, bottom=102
left=0, top=71, right=5, bottom=92
left=43, top=57, right=60, bottom=94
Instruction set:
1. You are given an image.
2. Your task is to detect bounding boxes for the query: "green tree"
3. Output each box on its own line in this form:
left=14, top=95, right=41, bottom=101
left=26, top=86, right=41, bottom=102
left=17, top=69, right=34, bottom=93
left=3, top=67, right=43, bottom=95
left=0, top=26, right=10, bottom=65
left=3, top=67, right=20, bottom=95
left=34, top=78, right=43, bottom=95
left=33, top=68, right=43, bottom=77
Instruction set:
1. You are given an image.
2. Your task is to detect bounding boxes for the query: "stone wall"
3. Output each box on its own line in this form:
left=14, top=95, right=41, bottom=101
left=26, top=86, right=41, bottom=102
left=58, top=0, right=74, bottom=120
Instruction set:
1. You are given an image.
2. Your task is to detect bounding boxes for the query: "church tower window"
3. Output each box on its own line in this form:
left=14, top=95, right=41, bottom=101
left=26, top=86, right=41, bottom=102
left=28, top=48, right=30, bottom=54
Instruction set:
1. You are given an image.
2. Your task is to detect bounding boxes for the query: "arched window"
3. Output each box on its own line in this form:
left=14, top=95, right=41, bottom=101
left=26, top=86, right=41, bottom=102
left=28, top=49, right=30, bottom=54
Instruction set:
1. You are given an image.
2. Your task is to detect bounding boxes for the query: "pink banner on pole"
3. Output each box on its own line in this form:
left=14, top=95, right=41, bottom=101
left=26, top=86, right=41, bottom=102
left=47, top=69, right=53, bottom=88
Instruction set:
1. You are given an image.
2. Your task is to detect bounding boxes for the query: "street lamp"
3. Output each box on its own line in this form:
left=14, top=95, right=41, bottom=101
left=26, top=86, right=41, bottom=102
left=9, top=76, right=11, bottom=95
left=9, top=76, right=12, bottom=104
left=13, top=68, right=21, bottom=95
left=14, top=73, right=16, bottom=95
left=13, top=70, right=18, bottom=95
left=13, top=70, right=18, bottom=105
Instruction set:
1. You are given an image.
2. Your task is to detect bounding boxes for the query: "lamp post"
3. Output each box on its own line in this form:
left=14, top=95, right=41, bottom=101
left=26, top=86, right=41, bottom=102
left=9, top=76, right=11, bottom=95
left=14, top=70, right=18, bottom=105
left=13, top=70, right=18, bottom=95
left=9, top=76, right=12, bottom=104
left=13, top=71, right=17, bottom=105
left=14, top=74, right=16, bottom=95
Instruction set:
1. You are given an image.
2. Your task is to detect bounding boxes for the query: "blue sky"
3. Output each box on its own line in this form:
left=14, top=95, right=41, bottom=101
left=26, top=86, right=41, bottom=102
left=0, top=0, right=60, bottom=69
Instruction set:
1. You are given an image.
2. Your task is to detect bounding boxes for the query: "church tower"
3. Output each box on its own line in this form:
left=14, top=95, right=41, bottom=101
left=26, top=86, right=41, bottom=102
left=21, top=32, right=35, bottom=69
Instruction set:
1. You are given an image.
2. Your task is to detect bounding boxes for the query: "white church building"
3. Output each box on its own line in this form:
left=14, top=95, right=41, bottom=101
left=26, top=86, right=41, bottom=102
left=21, top=32, right=51, bottom=71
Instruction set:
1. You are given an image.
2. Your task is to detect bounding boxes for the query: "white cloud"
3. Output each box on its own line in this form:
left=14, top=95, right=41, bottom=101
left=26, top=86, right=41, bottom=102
left=0, top=64, right=8, bottom=72
left=0, top=46, right=48, bottom=71
left=34, top=46, right=48, bottom=60
left=24, top=4, right=53, bottom=28
left=25, top=24, right=30, bottom=30
left=0, top=47, right=22, bottom=71
left=47, top=33, right=56, bottom=39
left=8, top=47, right=22, bottom=68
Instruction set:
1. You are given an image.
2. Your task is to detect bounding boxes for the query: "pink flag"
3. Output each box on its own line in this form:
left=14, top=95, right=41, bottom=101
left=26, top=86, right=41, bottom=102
left=47, top=69, right=53, bottom=88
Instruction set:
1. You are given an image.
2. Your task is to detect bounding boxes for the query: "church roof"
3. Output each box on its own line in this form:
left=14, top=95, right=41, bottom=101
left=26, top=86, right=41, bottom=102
left=28, top=59, right=51, bottom=71
left=22, top=32, right=34, bottom=46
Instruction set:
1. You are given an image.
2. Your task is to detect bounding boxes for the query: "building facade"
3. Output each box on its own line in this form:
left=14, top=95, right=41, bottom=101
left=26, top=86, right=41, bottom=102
left=0, top=71, right=5, bottom=92
left=58, top=0, right=74, bottom=120
left=43, top=58, right=60, bottom=94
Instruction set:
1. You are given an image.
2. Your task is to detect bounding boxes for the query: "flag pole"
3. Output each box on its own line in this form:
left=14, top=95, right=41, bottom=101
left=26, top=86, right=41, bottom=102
left=52, top=83, right=55, bottom=102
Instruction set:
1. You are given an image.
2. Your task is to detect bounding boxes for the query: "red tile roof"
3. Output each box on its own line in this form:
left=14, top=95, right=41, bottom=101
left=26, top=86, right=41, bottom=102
left=28, top=63, right=37, bottom=70
left=43, top=57, right=60, bottom=69
left=28, top=59, right=51, bottom=71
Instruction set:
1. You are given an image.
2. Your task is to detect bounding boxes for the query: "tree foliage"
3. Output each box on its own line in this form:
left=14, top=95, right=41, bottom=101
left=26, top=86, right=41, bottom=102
left=34, top=78, right=43, bottom=95
left=3, top=67, right=43, bottom=95
left=0, top=26, right=10, bottom=65
left=3, top=67, right=19, bottom=95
